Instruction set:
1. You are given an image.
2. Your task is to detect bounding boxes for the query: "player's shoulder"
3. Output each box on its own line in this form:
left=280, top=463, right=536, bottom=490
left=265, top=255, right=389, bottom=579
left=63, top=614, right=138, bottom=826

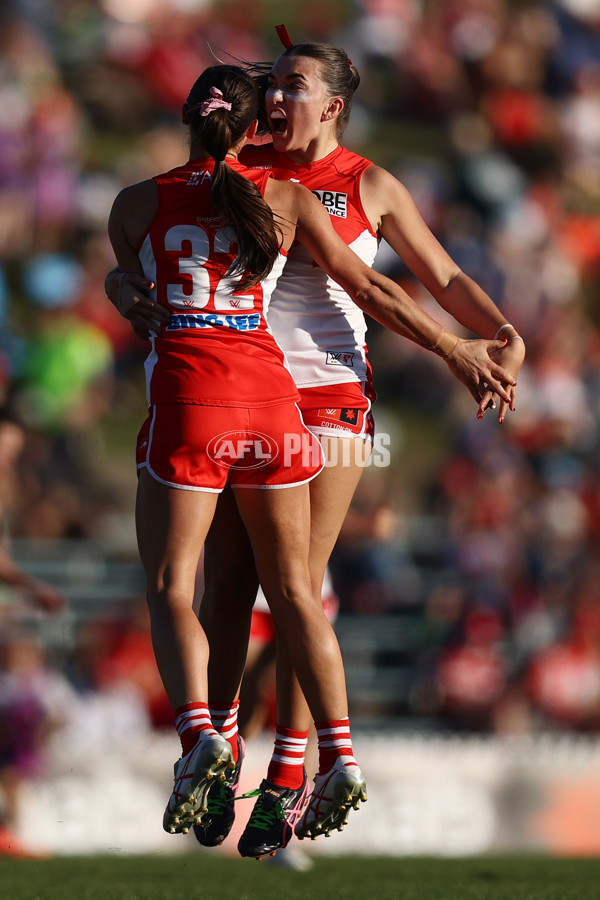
left=114, top=178, right=155, bottom=202
left=359, top=160, right=406, bottom=199
left=264, top=175, right=308, bottom=207
left=111, top=178, right=157, bottom=219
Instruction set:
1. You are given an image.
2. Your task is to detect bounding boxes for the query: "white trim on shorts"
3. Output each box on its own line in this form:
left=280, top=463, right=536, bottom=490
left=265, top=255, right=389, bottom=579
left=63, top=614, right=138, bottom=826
left=137, top=461, right=223, bottom=493
left=137, top=402, right=325, bottom=492
left=138, top=407, right=224, bottom=492
left=306, top=423, right=374, bottom=441
left=299, top=382, right=374, bottom=442
left=231, top=470, right=323, bottom=490
left=304, top=403, right=374, bottom=442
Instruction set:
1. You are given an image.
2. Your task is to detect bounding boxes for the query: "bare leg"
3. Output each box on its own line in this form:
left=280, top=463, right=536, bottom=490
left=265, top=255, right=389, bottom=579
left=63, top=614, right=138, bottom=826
left=234, top=483, right=349, bottom=723
left=198, top=439, right=370, bottom=727
left=136, top=470, right=237, bottom=836
left=200, top=486, right=258, bottom=707
left=276, top=436, right=371, bottom=730
left=136, top=469, right=218, bottom=708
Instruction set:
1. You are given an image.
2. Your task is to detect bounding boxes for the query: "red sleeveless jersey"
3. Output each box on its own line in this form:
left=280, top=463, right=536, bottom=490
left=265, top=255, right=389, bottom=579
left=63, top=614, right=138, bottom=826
left=137, top=157, right=298, bottom=407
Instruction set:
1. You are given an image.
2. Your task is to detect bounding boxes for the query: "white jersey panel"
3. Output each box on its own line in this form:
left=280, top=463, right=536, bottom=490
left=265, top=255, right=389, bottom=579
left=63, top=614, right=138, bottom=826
left=269, top=229, right=379, bottom=388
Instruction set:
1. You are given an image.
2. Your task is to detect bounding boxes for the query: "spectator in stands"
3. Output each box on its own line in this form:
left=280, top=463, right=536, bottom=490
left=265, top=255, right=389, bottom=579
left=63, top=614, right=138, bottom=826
left=0, top=407, right=66, bottom=613
left=0, top=630, right=74, bottom=857
left=527, top=589, right=600, bottom=731
left=0, top=0, right=599, bottom=746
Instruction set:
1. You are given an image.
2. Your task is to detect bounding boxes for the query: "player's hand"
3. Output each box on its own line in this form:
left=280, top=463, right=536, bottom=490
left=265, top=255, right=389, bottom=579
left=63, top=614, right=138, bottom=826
left=477, top=336, right=526, bottom=423
left=105, top=268, right=169, bottom=340
left=444, top=338, right=520, bottom=420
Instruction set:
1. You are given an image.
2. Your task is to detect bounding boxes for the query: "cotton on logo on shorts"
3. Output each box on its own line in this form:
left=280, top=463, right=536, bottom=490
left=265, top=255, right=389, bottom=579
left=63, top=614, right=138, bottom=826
left=207, top=431, right=279, bottom=469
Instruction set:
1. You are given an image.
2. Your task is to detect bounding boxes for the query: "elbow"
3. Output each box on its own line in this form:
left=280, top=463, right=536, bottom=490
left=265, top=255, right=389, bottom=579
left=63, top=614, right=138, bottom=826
left=440, top=266, right=464, bottom=293
left=353, top=283, right=379, bottom=311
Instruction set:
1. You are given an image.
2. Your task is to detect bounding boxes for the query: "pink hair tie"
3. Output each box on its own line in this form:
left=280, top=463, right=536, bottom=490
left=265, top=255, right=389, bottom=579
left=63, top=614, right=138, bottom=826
left=188, top=87, right=232, bottom=116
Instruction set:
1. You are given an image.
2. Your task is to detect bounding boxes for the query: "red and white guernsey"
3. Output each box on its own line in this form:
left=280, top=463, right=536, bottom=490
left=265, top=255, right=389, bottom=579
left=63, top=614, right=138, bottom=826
left=137, top=157, right=298, bottom=408
left=241, top=143, right=379, bottom=390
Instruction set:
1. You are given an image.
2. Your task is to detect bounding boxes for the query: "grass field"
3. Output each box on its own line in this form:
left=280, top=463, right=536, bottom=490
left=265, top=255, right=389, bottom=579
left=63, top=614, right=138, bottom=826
left=0, top=854, right=598, bottom=900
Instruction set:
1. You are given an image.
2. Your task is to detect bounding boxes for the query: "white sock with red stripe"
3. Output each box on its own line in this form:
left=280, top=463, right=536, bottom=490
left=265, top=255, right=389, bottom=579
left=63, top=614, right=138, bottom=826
left=209, top=701, right=240, bottom=763
left=267, top=726, right=309, bottom=789
left=315, top=718, right=359, bottom=775
left=174, top=702, right=218, bottom=756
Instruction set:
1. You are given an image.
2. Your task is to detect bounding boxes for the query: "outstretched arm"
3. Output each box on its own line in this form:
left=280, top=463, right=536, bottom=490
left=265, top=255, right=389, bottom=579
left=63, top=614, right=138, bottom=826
left=107, top=178, right=525, bottom=419
left=291, top=184, right=522, bottom=419
left=362, top=165, right=508, bottom=336
left=361, top=165, right=526, bottom=418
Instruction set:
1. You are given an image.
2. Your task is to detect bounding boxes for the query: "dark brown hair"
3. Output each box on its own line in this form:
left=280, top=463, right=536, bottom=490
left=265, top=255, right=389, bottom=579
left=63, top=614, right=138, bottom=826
left=186, top=65, right=281, bottom=291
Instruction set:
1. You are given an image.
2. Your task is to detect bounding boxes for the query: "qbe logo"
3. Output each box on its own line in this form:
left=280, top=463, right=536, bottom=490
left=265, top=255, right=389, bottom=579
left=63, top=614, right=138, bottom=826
left=312, top=190, right=348, bottom=218
left=207, top=431, right=278, bottom=469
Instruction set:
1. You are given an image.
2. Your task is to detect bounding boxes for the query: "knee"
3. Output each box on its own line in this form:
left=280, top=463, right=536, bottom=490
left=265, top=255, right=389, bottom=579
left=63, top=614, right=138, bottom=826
left=266, top=583, right=321, bottom=623
left=145, top=583, right=191, bottom=616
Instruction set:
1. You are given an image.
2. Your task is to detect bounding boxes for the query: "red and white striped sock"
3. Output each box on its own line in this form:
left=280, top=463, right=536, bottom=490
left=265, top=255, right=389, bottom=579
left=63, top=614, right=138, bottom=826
left=209, top=701, right=240, bottom=763
left=315, top=718, right=358, bottom=775
left=267, top=726, right=309, bottom=789
left=174, top=702, right=218, bottom=756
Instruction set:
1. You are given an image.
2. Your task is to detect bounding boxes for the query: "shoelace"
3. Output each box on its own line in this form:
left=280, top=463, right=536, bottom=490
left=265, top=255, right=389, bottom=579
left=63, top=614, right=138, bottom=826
left=205, top=780, right=231, bottom=815
left=204, top=758, right=240, bottom=812
left=240, top=788, right=284, bottom=831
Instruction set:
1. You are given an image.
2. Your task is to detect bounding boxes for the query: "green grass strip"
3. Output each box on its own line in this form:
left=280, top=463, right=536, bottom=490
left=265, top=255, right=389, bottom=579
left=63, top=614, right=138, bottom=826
left=0, top=854, right=599, bottom=900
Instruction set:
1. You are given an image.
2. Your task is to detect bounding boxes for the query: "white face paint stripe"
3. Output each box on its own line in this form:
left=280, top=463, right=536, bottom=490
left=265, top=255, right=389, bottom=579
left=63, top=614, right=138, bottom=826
left=266, top=86, right=318, bottom=104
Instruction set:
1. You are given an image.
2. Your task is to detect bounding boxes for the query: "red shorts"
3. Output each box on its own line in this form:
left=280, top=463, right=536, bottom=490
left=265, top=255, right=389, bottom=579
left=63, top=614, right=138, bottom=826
left=298, top=382, right=374, bottom=440
left=137, top=402, right=324, bottom=491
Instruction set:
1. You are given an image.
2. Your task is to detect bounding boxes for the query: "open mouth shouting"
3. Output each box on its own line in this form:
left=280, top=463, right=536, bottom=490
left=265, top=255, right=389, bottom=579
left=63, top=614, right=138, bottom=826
left=269, top=109, right=288, bottom=137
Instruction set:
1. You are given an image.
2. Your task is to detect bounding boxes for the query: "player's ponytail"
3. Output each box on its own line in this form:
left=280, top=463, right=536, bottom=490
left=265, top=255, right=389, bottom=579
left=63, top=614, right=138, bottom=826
left=186, top=65, right=281, bottom=291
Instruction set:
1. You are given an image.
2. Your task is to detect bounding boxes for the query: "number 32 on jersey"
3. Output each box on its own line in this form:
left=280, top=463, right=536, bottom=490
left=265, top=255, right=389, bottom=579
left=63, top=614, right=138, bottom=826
left=164, top=223, right=260, bottom=311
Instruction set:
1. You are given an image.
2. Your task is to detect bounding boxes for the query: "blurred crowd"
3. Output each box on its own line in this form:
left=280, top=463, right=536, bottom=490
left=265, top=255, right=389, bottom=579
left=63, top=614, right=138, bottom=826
left=327, top=0, right=600, bottom=736
left=1, top=1, right=600, bottom=843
